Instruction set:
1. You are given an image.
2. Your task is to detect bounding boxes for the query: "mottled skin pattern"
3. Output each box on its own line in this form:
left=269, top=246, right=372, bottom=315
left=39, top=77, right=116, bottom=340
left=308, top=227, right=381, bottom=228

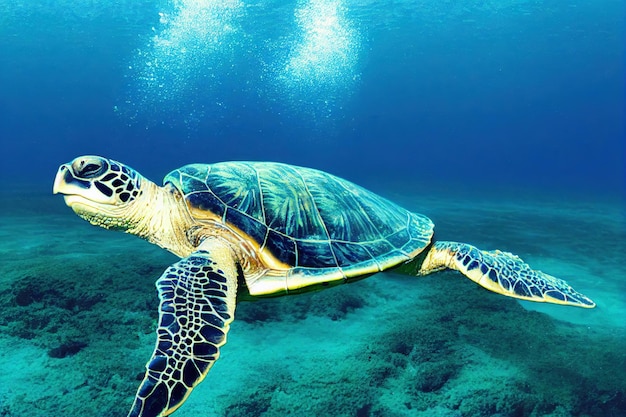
left=53, top=156, right=595, bottom=417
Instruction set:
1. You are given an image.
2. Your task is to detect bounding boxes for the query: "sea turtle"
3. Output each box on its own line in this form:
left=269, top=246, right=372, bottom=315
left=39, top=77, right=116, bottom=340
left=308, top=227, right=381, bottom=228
left=53, top=155, right=595, bottom=417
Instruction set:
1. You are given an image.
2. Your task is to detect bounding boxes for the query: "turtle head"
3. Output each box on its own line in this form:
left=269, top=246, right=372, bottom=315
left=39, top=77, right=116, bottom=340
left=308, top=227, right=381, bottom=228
left=53, top=155, right=146, bottom=230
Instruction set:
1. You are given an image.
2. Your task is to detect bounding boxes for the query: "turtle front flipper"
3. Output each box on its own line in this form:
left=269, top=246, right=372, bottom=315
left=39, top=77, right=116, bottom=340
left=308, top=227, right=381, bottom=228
left=418, top=241, right=595, bottom=308
left=129, top=239, right=238, bottom=417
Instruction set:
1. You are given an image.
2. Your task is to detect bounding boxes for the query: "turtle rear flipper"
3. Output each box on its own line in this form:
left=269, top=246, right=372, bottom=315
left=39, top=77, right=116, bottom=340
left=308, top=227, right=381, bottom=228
left=418, top=241, right=595, bottom=308
left=129, top=239, right=238, bottom=417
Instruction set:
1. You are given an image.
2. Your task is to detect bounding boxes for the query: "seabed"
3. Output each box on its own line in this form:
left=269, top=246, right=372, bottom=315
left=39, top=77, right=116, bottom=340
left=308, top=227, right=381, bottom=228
left=0, top=183, right=624, bottom=417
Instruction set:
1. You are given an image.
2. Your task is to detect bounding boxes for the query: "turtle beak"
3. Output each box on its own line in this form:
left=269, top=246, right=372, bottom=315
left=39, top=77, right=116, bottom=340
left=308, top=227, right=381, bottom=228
left=53, top=164, right=72, bottom=195
left=52, top=162, right=97, bottom=206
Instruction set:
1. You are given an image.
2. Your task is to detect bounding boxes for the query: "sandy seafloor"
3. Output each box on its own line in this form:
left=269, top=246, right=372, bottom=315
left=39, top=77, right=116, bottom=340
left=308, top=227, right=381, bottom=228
left=0, top=182, right=624, bottom=417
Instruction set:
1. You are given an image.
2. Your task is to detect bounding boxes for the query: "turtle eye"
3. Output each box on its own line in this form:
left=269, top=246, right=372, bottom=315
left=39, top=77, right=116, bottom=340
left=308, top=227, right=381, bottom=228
left=72, top=156, right=108, bottom=179
left=81, top=164, right=103, bottom=178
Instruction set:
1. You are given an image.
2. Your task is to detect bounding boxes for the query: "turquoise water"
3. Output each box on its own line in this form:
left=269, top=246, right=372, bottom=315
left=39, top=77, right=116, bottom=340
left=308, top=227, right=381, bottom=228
left=0, top=0, right=624, bottom=416
left=0, top=184, right=624, bottom=416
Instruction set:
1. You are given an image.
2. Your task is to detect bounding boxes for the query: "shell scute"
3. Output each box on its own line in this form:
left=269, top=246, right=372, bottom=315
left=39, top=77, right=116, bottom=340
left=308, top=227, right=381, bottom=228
left=224, top=209, right=267, bottom=244
left=255, top=164, right=327, bottom=240
left=187, top=190, right=225, bottom=219
left=304, top=175, right=379, bottom=241
left=208, top=163, right=264, bottom=223
left=181, top=175, right=209, bottom=193
left=296, top=240, right=336, bottom=268
left=264, top=229, right=296, bottom=266
left=331, top=242, right=372, bottom=267
left=387, top=228, right=410, bottom=249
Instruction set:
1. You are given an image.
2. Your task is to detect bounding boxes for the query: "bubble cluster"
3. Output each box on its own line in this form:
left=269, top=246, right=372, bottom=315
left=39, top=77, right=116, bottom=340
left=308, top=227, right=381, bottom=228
left=121, top=0, right=361, bottom=127
left=266, top=0, right=361, bottom=124
left=124, top=0, right=244, bottom=125
left=279, top=0, right=360, bottom=92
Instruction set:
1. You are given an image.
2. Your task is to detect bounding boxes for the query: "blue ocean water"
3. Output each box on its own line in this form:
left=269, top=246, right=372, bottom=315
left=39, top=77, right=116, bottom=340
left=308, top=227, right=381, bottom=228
left=0, top=1, right=625, bottom=417
left=0, top=0, right=623, bottom=193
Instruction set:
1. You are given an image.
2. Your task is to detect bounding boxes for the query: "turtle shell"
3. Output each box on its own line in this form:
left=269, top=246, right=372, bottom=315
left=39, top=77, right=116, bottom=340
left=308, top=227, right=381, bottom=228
left=164, top=162, right=433, bottom=293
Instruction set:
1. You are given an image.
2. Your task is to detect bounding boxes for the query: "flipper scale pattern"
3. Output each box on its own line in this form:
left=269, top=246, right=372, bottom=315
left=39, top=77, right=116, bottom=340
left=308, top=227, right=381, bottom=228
left=129, top=249, right=237, bottom=417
